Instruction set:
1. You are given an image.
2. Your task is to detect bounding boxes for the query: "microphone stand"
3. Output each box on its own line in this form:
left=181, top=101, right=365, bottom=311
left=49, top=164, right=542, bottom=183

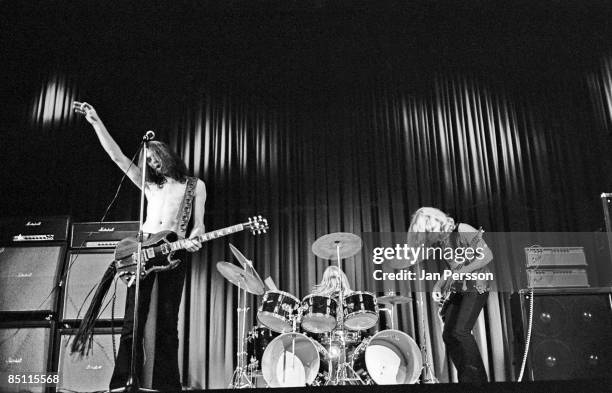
left=124, top=133, right=154, bottom=393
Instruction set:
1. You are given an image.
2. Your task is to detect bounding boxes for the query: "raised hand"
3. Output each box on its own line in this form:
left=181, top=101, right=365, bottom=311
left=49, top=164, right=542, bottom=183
left=73, top=101, right=101, bottom=126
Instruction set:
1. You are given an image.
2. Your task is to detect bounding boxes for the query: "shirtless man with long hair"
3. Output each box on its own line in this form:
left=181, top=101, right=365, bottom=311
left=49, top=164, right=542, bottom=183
left=75, top=102, right=206, bottom=391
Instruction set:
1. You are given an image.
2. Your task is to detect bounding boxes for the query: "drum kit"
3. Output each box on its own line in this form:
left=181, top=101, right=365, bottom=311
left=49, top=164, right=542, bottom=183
left=217, top=233, right=423, bottom=388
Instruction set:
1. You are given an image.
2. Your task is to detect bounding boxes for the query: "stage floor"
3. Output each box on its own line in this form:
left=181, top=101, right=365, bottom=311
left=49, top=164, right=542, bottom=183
left=176, top=379, right=612, bottom=393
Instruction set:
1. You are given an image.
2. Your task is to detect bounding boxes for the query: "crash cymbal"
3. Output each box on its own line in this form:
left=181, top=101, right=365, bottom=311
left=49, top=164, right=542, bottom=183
left=216, top=262, right=265, bottom=295
left=312, top=232, right=362, bottom=260
left=229, top=243, right=250, bottom=268
left=229, top=243, right=264, bottom=291
left=377, top=291, right=412, bottom=305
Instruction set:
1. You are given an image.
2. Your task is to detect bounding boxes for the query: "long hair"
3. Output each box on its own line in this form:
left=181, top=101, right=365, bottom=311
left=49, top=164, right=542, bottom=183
left=312, top=265, right=352, bottom=297
left=407, top=207, right=456, bottom=246
left=138, top=141, right=190, bottom=186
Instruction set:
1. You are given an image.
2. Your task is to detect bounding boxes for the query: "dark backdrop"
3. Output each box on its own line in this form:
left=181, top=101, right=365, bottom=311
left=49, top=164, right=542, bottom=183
left=2, top=0, right=612, bottom=388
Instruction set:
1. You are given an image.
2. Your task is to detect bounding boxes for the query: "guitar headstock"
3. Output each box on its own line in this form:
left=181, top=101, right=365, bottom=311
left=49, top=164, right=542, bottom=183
left=246, top=215, right=269, bottom=235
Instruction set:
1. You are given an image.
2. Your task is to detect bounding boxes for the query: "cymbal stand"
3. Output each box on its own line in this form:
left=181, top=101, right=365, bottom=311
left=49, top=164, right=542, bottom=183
left=380, top=306, right=395, bottom=330
left=229, top=280, right=253, bottom=389
left=332, top=242, right=365, bottom=385
left=416, top=288, right=438, bottom=384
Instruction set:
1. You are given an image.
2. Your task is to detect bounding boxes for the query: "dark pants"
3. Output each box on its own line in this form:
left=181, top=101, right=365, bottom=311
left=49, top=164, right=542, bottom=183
left=110, top=256, right=186, bottom=391
left=441, top=291, right=489, bottom=384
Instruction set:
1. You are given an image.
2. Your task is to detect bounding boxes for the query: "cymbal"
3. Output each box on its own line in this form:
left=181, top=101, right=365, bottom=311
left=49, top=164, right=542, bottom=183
left=312, top=232, right=362, bottom=260
left=229, top=243, right=250, bottom=269
left=377, top=291, right=412, bottom=305
left=229, top=243, right=264, bottom=291
left=216, top=262, right=265, bottom=295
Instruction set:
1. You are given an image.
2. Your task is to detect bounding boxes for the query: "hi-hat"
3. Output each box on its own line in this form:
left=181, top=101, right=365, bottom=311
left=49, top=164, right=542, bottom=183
left=216, top=262, right=265, bottom=295
left=312, top=232, right=362, bottom=260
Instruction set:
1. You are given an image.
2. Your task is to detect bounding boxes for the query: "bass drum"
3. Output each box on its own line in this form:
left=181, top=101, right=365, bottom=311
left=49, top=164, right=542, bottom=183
left=350, top=329, right=422, bottom=385
left=261, top=332, right=328, bottom=387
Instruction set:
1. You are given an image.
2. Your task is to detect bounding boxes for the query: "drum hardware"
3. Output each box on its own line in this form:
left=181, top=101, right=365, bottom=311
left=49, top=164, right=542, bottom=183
left=416, top=293, right=438, bottom=384
left=217, top=246, right=266, bottom=389
left=414, top=259, right=439, bottom=384
left=377, top=291, right=413, bottom=331
left=311, top=232, right=366, bottom=385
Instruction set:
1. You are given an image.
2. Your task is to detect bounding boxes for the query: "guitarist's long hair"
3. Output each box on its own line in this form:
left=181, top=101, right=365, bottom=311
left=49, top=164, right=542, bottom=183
left=140, top=141, right=190, bottom=186
left=407, top=207, right=456, bottom=246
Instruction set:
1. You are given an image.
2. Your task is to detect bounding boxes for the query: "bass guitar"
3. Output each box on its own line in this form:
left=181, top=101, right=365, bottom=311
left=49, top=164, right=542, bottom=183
left=114, top=215, right=268, bottom=286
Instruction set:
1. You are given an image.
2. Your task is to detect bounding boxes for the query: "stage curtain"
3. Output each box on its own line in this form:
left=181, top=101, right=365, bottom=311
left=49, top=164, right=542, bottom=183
left=18, top=61, right=611, bottom=389
left=163, top=71, right=610, bottom=388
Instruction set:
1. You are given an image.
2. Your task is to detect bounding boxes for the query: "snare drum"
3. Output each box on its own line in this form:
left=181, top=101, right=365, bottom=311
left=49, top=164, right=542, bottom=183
left=300, top=294, right=337, bottom=333
left=343, top=291, right=379, bottom=330
left=246, top=327, right=279, bottom=374
left=258, top=290, right=300, bottom=333
left=350, top=329, right=422, bottom=385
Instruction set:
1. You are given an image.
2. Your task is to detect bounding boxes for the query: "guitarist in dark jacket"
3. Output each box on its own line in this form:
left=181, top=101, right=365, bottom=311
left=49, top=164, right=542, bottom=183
left=75, top=102, right=206, bottom=391
left=408, top=207, right=493, bottom=384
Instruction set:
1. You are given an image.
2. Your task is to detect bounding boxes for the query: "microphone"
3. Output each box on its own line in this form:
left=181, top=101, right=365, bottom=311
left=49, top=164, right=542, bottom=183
left=143, top=130, right=155, bottom=141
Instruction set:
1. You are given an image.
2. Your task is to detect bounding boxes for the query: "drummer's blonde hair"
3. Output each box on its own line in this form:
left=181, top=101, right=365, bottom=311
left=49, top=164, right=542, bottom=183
left=312, top=265, right=352, bottom=297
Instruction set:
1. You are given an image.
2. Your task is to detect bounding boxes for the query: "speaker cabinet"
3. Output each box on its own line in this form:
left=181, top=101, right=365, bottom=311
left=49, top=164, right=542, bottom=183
left=0, top=245, right=65, bottom=314
left=0, top=322, right=54, bottom=393
left=512, top=288, right=612, bottom=380
left=61, top=249, right=127, bottom=321
left=57, top=328, right=120, bottom=393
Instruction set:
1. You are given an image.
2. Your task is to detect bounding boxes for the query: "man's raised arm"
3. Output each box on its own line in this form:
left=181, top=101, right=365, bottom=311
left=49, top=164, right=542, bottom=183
left=74, top=101, right=142, bottom=188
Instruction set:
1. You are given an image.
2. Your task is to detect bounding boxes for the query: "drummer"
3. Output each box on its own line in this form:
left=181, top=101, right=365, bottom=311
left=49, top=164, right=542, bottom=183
left=312, top=265, right=353, bottom=299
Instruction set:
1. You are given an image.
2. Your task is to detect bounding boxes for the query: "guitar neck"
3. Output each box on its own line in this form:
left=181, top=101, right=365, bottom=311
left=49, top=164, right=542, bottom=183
left=172, top=224, right=245, bottom=251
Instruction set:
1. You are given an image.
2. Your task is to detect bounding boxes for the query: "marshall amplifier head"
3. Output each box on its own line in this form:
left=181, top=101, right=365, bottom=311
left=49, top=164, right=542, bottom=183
left=71, top=221, right=139, bottom=249
left=0, top=216, right=71, bottom=245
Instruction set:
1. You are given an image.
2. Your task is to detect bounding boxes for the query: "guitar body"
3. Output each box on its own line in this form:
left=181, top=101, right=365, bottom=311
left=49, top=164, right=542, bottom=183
left=437, top=276, right=456, bottom=322
left=111, top=216, right=269, bottom=286
left=114, top=230, right=182, bottom=285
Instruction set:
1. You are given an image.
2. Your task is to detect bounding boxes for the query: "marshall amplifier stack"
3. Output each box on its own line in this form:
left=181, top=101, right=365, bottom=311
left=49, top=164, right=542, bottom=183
left=0, top=217, right=138, bottom=392
left=0, top=216, right=70, bottom=392
left=62, top=221, right=138, bottom=323
left=57, top=221, right=137, bottom=393
left=0, top=216, right=70, bottom=317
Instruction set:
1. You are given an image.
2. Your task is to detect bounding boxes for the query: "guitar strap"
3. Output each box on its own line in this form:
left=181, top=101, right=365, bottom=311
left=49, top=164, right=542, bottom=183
left=176, top=176, right=198, bottom=238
